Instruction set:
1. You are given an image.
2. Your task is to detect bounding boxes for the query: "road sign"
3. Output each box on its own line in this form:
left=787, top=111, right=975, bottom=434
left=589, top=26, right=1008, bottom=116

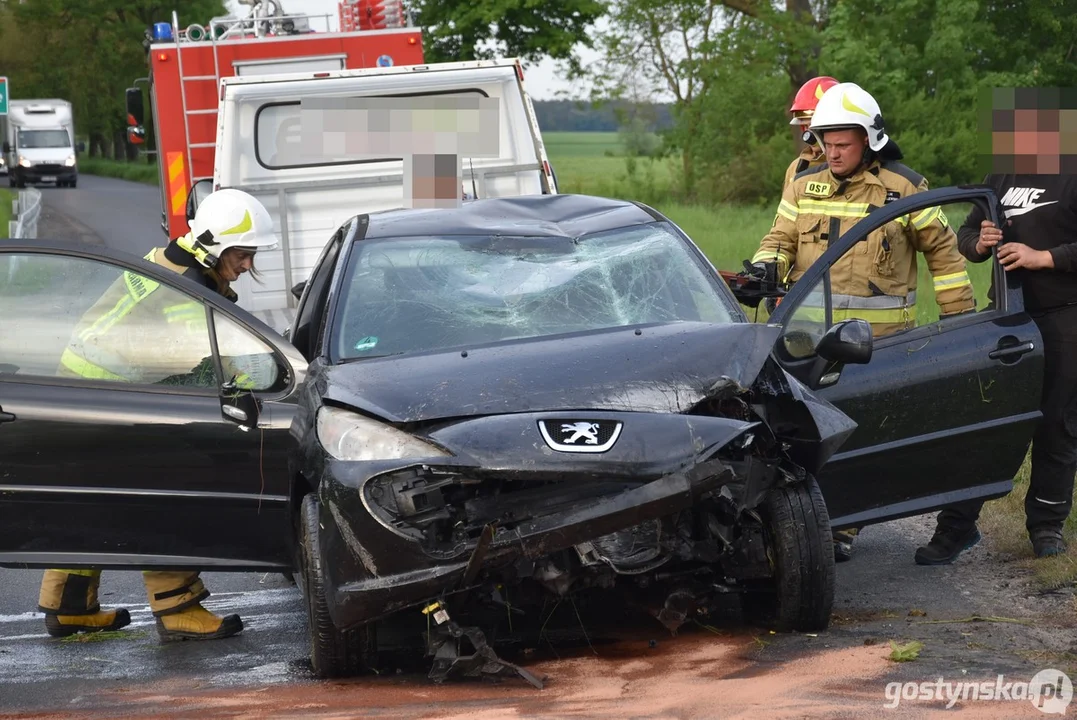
left=0, top=77, right=7, bottom=115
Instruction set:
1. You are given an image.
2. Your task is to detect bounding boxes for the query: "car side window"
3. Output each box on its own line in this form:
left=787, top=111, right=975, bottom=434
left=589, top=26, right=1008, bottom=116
left=0, top=252, right=217, bottom=388
left=213, top=311, right=289, bottom=393
left=778, top=198, right=1004, bottom=357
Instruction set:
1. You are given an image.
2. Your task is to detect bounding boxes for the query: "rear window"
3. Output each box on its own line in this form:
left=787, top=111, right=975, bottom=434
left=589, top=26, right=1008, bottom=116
left=255, top=89, right=490, bottom=170
left=332, top=222, right=736, bottom=361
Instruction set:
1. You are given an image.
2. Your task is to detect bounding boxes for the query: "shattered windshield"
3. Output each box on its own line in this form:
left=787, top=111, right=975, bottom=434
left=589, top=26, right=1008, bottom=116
left=333, top=222, right=737, bottom=361
left=17, top=129, right=70, bottom=149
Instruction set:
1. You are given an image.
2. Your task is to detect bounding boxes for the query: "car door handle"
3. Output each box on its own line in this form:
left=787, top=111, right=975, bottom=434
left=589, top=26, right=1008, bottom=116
left=988, top=341, right=1035, bottom=361
left=0, top=406, right=15, bottom=424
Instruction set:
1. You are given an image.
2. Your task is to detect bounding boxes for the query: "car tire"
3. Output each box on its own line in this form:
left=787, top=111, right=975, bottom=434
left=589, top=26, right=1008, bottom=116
left=298, top=493, right=377, bottom=678
left=745, top=477, right=835, bottom=632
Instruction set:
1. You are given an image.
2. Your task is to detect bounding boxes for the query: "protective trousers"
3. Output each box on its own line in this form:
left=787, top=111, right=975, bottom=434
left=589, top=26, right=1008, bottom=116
left=38, top=569, right=210, bottom=616
left=937, top=304, right=1077, bottom=532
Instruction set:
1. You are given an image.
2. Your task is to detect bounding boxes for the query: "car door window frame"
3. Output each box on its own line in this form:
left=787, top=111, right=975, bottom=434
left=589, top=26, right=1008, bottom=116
left=769, top=186, right=1010, bottom=352
left=292, top=221, right=349, bottom=362
left=0, top=240, right=305, bottom=402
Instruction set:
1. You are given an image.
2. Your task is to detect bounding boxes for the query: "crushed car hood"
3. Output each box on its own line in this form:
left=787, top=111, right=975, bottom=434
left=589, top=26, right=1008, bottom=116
left=323, top=322, right=782, bottom=423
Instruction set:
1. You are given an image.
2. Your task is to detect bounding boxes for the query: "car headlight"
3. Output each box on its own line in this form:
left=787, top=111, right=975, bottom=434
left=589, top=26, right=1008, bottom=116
left=17, top=156, right=31, bottom=168
left=64, top=155, right=76, bottom=167
left=316, top=406, right=451, bottom=462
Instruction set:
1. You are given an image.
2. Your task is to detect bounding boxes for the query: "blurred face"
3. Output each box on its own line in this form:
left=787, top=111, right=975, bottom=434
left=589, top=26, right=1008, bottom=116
left=821, top=128, right=868, bottom=177
left=218, top=247, right=256, bottom=282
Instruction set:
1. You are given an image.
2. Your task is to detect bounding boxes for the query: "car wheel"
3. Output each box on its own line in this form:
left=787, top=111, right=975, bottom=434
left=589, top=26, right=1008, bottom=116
left=70, top=179, right=77, bottom=188
left=744, top=476, right=835, bottom=632
left=298, top=493, right=377, bottom=678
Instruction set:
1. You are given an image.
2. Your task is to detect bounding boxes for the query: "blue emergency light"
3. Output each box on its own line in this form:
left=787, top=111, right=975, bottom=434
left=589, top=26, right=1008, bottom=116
left=153, top=22, right=173, bottom=42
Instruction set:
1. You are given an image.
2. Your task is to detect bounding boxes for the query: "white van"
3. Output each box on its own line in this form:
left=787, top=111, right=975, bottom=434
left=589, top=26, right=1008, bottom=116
left=2, top=100, right=83, bottom=188
left=204, top=58, right=557, bottom=331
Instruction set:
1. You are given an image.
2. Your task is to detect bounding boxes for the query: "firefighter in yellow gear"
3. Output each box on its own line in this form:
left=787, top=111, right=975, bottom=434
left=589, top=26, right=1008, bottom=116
left=751, top=82, right=975, bottom=338
left=38, top=189, right=278, bottom=641
left=783, top=76, right=840, bottom=191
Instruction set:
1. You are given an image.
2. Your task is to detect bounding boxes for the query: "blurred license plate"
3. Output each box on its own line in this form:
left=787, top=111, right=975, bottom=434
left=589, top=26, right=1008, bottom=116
left=42, top=176, right=56, bottom=182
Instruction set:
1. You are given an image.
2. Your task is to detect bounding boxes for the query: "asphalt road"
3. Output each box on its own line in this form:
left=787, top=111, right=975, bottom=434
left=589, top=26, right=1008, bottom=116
left=0, top=176, right=1072, bottom=718
left=34, top=174, right=167, bottom=259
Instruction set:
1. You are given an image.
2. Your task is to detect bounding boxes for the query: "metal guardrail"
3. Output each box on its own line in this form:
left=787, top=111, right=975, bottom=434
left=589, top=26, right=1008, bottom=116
left=9, top=188, right=42, bottom=239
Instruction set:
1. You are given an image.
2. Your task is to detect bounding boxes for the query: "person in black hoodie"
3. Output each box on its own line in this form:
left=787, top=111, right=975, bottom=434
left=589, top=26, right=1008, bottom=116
left=915, top=171, right=1077, bottom=563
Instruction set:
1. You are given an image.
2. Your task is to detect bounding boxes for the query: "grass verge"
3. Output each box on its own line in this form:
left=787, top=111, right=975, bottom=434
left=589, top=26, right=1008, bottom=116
left=79, top=157, right=159, bottom=185
left=0, top=188, right=11, bottom=238
left=980, top=453, right=1077, bottom=591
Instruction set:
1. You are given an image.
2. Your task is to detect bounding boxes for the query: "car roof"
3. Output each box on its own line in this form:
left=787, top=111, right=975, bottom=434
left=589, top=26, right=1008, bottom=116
left=358, top=193, right=663, bottom=240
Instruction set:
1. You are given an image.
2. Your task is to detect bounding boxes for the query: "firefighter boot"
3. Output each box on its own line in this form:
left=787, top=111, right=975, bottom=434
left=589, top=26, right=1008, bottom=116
left=144, top=571, right=243, bottom=642
left=38, top=569, right=132, bottom=638
left=833, top=527, right=859, bottom=562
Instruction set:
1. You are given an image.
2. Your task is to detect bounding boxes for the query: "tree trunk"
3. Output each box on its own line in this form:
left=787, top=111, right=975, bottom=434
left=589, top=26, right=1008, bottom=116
left=785, top=0, right=820, bottom=96
left=90, top=132, right=107, bottom=158
left=113, top=131, right=126, bottom=161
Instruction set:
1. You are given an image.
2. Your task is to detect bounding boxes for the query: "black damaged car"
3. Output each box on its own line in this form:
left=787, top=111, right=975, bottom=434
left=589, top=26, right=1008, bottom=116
left=0, top=189, right=1043, bottom=682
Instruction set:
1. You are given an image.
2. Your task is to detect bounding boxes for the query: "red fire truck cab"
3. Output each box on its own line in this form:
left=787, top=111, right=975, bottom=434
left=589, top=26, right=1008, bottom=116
left=125, top=1, right=423, bottom=238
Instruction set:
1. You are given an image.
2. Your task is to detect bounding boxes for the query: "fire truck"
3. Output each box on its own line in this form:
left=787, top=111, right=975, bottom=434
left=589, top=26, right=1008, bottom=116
left=125, top=0, right=424, bottom=238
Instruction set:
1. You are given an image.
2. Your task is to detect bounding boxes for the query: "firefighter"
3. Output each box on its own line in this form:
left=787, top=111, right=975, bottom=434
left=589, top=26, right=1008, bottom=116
left=749, top=82, right=974, bottom=336
left=784, top=76, right=839, bottom=190
left=38, top=188, right=278, bottom=641
left=747, top=83, right=975, bottom=562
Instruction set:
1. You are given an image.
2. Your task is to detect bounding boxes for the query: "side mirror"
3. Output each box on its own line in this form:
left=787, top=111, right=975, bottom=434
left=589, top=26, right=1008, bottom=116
left=126, top=87, right=145, bottom=127
left=126, top=126, right=146, bottom=146
left=220, top=384, right=261, bottom=431
left=77, top=141, right=86, bottom=153
left=2, top=142, right=9, bottom=154
left=816, top=319, right=873, bottom=365
left=186, top=178, right=214, bottom=222
left=291, top=280, right=307, bottom=300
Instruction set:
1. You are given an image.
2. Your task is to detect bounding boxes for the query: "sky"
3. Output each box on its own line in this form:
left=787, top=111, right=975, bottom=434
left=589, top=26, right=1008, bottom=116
left=221, top=0, right=601, bottom=101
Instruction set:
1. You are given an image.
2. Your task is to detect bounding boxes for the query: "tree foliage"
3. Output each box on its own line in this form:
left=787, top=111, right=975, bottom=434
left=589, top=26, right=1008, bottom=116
left=413, top=0, right=607, bottom=75
left=0, top=0, right=226, bottom=158
left=596, top=0, right=1077, bottom=203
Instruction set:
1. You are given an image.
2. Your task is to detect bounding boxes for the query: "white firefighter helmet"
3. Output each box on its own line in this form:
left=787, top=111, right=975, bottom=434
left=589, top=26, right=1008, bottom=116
left=185, top=188, right=277, bottom=269
left=808, top=82, right=889, bottom=152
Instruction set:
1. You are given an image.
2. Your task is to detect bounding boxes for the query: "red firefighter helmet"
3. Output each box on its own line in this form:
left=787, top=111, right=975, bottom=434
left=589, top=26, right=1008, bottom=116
left=789, top=76, right=839, bottom=126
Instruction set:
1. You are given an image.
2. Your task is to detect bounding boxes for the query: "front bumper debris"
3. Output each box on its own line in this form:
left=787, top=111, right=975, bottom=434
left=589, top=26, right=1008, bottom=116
left=328, top=458, right=736, bottom=630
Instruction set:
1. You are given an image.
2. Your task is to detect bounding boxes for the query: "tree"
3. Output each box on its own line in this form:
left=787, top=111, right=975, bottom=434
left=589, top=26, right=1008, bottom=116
left=0, top=1, right=226, bottom=158
left=818, top=0, right=1076, bottom=186
left=589, top=0, right=728, bottom=197
left=413, top=0, right=607, bottom=76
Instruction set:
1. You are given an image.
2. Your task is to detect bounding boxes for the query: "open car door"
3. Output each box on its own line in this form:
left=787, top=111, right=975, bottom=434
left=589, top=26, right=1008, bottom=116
left=767, top=186, right=1044, bottom=530
left=0, top=240, right=308, bottom=571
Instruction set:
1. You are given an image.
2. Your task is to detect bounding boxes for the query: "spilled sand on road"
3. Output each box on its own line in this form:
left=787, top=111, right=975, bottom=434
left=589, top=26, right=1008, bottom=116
left=7, top=629, right=1052, bottom=719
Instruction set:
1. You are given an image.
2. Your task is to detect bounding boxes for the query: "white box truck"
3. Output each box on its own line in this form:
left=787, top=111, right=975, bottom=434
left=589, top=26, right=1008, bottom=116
left=190, top=58, right=557, bottom=331
left=2, top=99, right=84, bottom=188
